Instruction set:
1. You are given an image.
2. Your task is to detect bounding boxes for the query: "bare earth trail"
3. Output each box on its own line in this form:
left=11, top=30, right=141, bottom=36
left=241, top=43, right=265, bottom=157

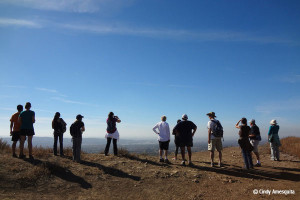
left=0, top=144, right=299, bottom=200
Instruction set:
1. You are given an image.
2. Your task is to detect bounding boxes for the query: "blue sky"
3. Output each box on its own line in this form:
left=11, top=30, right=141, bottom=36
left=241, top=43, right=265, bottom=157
left=0, top=0, right=299, bottom=140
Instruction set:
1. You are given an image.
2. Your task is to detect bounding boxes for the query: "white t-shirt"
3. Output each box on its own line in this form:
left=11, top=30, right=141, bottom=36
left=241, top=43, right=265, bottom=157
left=207, top=119, right=220, bottom=140
left=152, top=121, right=170, bottom=142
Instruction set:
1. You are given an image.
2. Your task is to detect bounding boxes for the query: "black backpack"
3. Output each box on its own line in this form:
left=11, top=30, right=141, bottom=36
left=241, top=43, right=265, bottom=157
left=106, top=119, right=116, bottom=133
left=212, top=120, right=224, bottom=138
left=70, top=122, right=81, bottom=137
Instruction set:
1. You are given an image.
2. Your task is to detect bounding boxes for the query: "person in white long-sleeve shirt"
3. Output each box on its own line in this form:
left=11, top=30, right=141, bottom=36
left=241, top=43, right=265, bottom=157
left=152, top=116, right=171, bottom=163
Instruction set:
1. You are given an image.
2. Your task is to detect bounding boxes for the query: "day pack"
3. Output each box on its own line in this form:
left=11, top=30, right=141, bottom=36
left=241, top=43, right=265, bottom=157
left=70, top=122, right=81, bottom=137
left=61, top=120, right=67, bottom=133
left=212, top=120, right=224, bottom=138
left=106, top=119, right=116, bottom=133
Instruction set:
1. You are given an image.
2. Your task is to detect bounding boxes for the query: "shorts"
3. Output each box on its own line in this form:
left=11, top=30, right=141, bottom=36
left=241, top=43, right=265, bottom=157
left=178, top=135, right=193, bottom=147
left=20, top=129, right=35, bottom=136
left=159, top=141, right=170, bottom=150
left=11, top=131, right=20, bottom=142
left=250, top=140, right=259, bottom=153
left=208, top=138, right=223, bottom=152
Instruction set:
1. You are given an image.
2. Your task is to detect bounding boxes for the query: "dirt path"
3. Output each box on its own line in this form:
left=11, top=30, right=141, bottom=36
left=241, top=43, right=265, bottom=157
left=0, top=144, right=299, bottom=200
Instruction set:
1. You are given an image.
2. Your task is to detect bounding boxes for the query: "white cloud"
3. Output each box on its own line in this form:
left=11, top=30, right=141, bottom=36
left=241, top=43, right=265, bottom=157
left=59, top=23, right=299, bottom=45
left=0, top=107, right=15, bottom=111
left=0, top=16, right=298, bottom=45
left=51, top=97, right=98, bottom=107
left=0, top=0, right=133, bottom=13
left=256, top=98, right=300, bottom=114
left=281, top=74, right=300, bottom=83
left=1, top=85, right=27, bottom=89
left=0, top=18, right=41, bottom=28
left=35, top=87, right=58, bottom=93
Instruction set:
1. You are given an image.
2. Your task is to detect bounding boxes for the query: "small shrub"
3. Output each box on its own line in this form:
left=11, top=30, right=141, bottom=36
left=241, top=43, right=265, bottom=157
left=118, top=148, right=130, bottom=157
left=0, top=138, right=10, bottom=152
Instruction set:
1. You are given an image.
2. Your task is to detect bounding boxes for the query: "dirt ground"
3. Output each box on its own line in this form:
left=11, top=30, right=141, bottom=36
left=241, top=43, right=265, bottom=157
left=0, top=144, right=299, bottom=200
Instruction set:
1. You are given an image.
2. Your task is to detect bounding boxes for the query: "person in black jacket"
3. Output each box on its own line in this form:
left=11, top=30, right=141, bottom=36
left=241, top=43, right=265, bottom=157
left=52, top=112, right=66, bottom=156
left=249, top=119, right=261, bottom=167
left=70, top=114, right=85, bottom=163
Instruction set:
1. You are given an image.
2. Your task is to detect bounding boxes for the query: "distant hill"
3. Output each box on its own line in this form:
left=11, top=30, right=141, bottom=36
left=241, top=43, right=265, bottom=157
left=1, top=137, right=259, bottom=155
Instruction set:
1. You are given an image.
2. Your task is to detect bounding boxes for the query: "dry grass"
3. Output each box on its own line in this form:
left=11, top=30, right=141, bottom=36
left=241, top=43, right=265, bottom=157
left=280, top=137, right=300, bottom=158
left=0, top=138, right=10, bottom=153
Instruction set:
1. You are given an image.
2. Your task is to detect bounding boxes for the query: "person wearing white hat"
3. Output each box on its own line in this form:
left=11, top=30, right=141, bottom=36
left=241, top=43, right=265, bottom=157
left=173, top=114, right=197, bottom=166
left=268, top=119, right=281, bottom=161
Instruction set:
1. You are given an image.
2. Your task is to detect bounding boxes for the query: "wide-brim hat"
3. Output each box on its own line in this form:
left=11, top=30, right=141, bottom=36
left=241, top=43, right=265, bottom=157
left=206, top=112, right=216, bottom=118
left=270, top=119, right=277, bottom=125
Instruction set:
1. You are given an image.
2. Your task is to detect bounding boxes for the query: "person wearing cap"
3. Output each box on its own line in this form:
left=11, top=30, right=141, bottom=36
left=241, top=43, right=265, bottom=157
left=105, top=112, right=121, bottom=156
left=152, top=115, right=171, bottom=163
left=207, top=112, right=223, bottom=167
left=18, top=102, right=35, bottom=160
left=10, top=104, right=23, bottom=158
left=173, top=114, right=197, bottom=166
left=70, top=114, right=85, bottom=163
left=268, top=119, right=281, bottom=161
left=249, top=119, right=261, bottom=166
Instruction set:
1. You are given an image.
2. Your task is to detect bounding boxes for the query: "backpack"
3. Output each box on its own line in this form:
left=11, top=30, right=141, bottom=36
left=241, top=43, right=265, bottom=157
left=212, top=120, right=224, bottom=138
left=70, top=122, right=81, bottom=137
left=106, top=118, right=116, bottom=133
left=60, top=119, right=67, bottom=133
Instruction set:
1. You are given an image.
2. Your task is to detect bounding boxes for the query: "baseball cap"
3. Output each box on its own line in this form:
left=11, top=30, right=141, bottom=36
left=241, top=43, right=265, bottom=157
left=76, top=114, right=84, bottom=120
left=182, top=114, right=188, bottom=119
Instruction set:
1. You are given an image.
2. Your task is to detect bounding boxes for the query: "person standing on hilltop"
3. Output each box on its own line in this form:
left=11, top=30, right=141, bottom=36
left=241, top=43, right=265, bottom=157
left=235, top=118, right=254, bottom=170
left=207, top=112, right=223, bottom=167
left=18, top=102, right=35, bottom=160
left=173, top=114, right=197, bottom=166
left=70, top=114, right=85, bottom=163
left=268, top=119, right=281, bottom=161
left=104, top=112, right=121, bottom=156
left=10, top=104, right=23, bottom=158
left=249, top=119, right=262, bottom=166
left=52, top=112, right=67, bottom=157
left=172, top=119, right=181, bottom=161
left=153, top=116, right=171, bottom=163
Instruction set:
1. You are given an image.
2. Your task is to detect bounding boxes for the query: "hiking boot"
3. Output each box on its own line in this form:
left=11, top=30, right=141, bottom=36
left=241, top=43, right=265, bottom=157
left=19, top=154, right=26, bottom=159
left=29, top=155, right=34, bottom=161
left=181, top=161, right=186, bottom=166
left=188, top=161, right=193, bottom=166
left=255, top=163, right=261, bottom=167
left=12, top=154, right=18, bottom=158
left=211, top=162, right=215, bottom=167
left=164, top=159, right=171, bottom=164
left=218, top=163, right=223, bottom=167
left=159, top=158, right=164, bottom=162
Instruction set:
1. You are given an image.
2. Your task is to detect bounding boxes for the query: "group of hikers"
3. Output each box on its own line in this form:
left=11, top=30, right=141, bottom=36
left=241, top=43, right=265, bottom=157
left=9, top=102, right=281, bottom=169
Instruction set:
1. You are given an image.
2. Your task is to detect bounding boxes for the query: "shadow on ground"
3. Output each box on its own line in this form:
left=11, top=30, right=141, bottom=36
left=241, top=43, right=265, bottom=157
left=62, top=155, right=141, bottom=181
left=189, top=162, right=300, bottom=182
left=24, top=158, right=92, bottom=189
